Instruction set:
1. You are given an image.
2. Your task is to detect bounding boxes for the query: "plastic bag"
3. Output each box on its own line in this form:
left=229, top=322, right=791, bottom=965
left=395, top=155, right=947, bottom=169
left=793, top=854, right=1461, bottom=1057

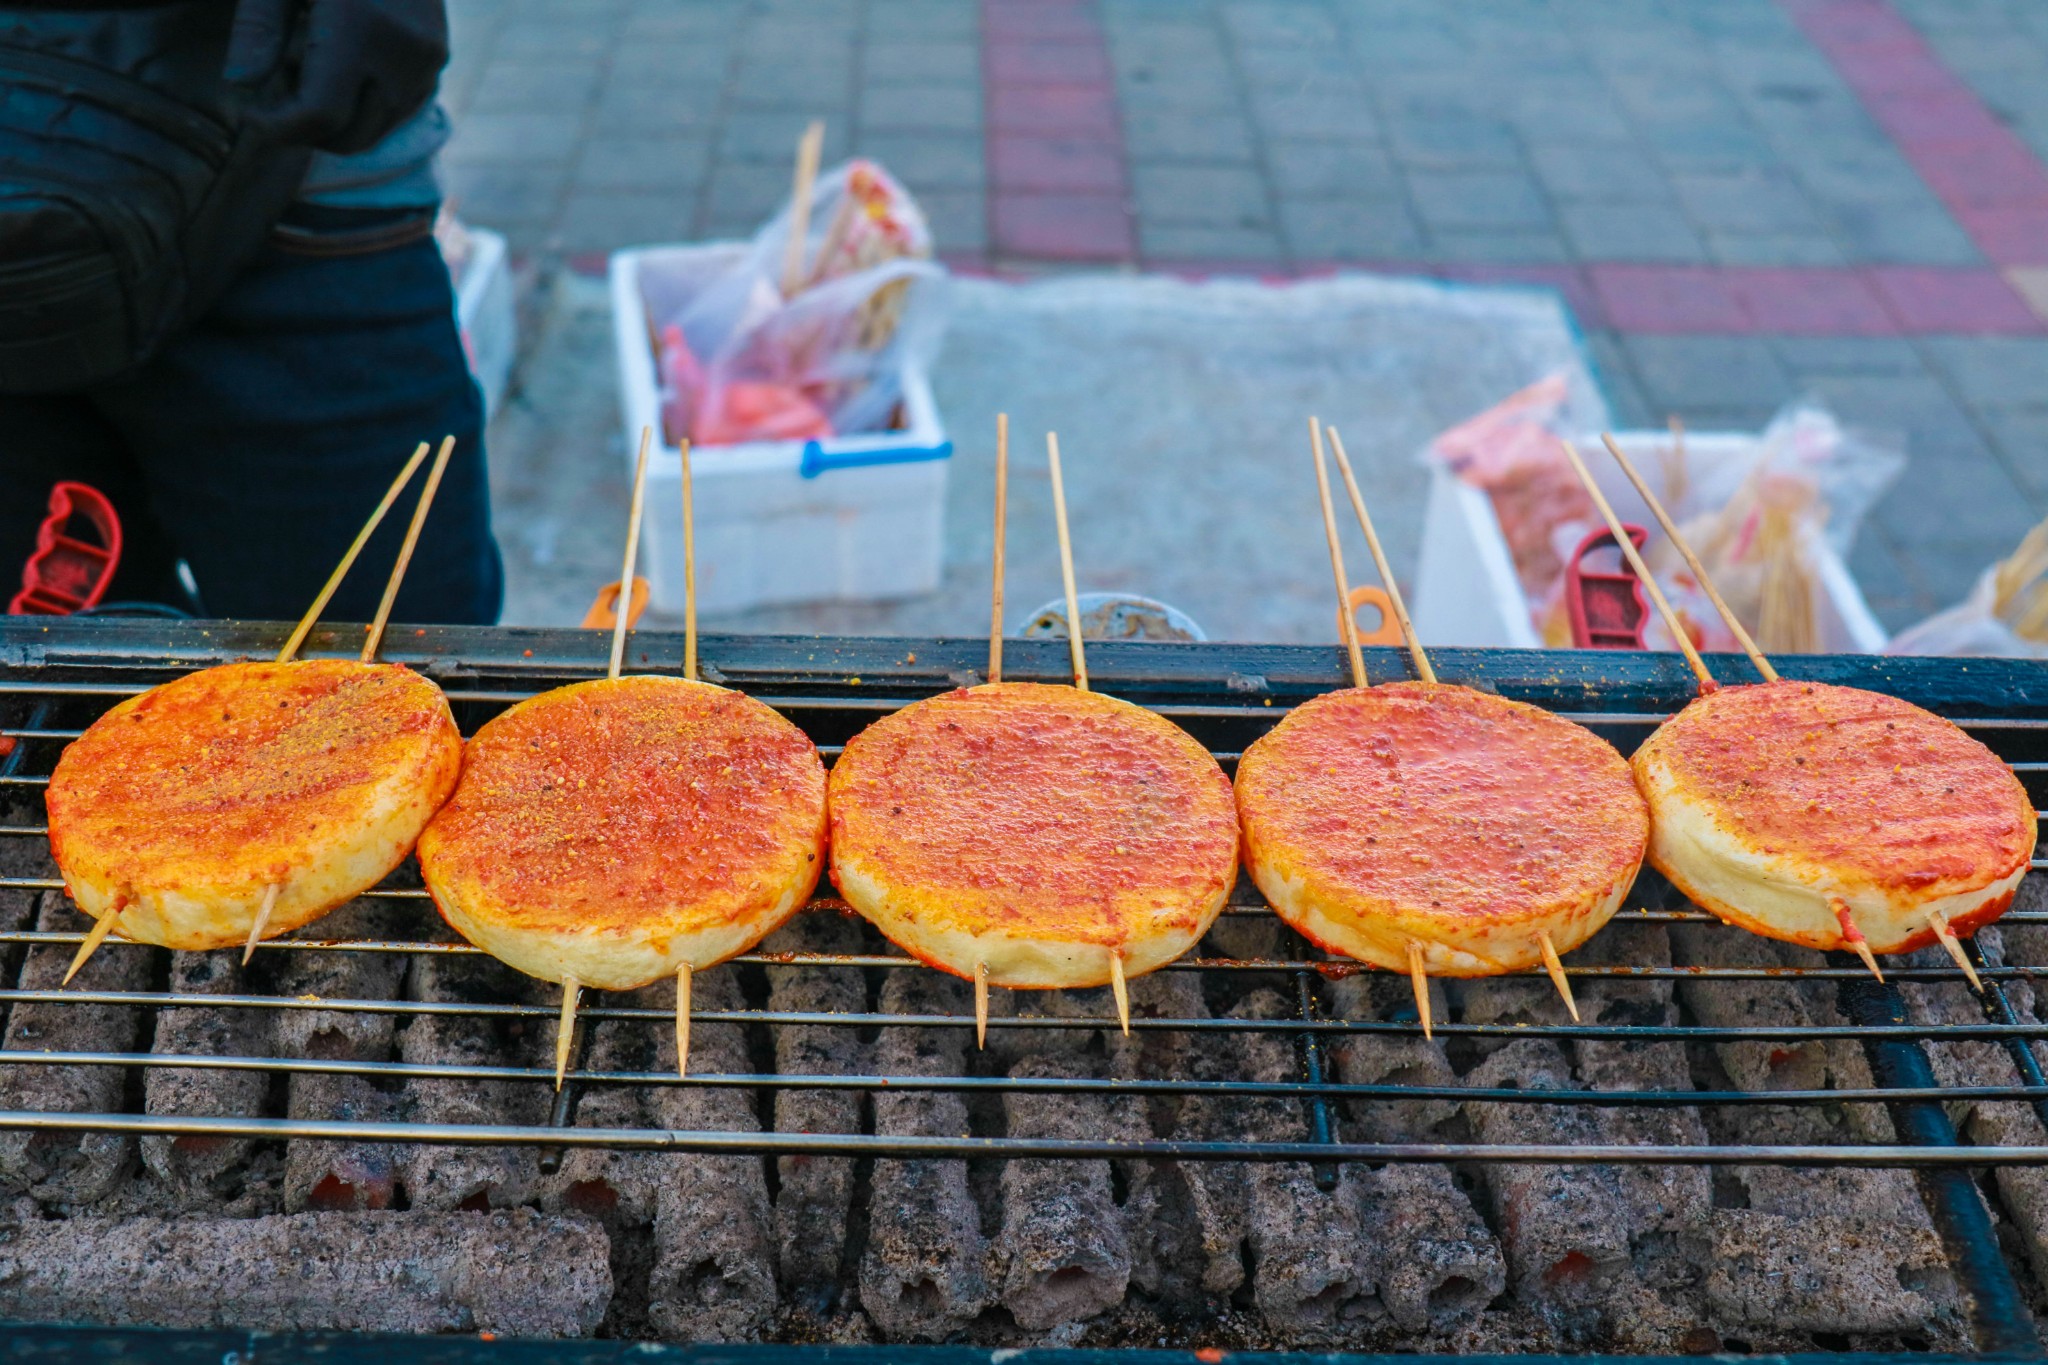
left=1888, top=516, right=2048, bottom=658
left=1426, top=391, right=1903, bottom=651
left=654, top=159, right=949, bottom=447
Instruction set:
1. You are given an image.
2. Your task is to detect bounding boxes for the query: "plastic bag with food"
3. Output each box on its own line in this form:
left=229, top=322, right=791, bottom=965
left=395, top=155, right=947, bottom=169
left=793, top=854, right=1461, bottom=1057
left=651, top=158, right=950, bottom=447
left=1887, top=516, right=2048, bottom=659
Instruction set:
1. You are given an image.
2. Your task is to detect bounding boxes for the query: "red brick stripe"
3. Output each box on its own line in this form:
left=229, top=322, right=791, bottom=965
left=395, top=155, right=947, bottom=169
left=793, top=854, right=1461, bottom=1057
left=1785, top=0, right=2048, bottom=269
left=982, top=0, right=1135, bottom=262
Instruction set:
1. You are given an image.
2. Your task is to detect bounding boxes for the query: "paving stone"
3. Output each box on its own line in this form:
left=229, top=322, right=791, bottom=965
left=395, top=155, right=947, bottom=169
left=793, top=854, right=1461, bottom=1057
left=865, top=85, right=983, bottom=134
left=1115, top=66, right=1244, bottom=114
left=444, top=111, right=585, bottom=165
left=1132, top=164, right=1272, bottom=229
left=865, top=41, right=983, bottom=86
left=1138, top=222, right=1287, bottom=262
left=1385, top=114, right=1525, bottom=170
left=1622, top=334, right=1796, bottom=413
left=570, top=135, right=712, bottom=193
left=1265, top=140, right=1399, bottom=197
left=716, top=112, right=853, bottom=164
left=556, top=189, right=699, bottom=253
left=1820, top=202, right=1983, bottom=267
left=1558, top=202, right=1707, bottom=263
left=1277, top=197, right=1426, bottom=261
left=1526, top=143, right=1674, bottom=204
left=1219, top=3, right=1342, bottom=47
left=1872, top=452, right=2045, bottom=553
left=1504, top=91, right=1637, bottom=143
left=1671, top=168, right=1827, bottom=234
left=992, top=193, right=1134, bottom=261
left=1405, top=170, right=1550, bottom=232
left=603, top=42, right=733, bottom=87
left=1796, top=372, right=1999, bottom=464
left=1769, top=337, right=1929, bottom=377
left=1122, top=109, right=1258, bottom=161
left=1427, top=228, right=1572, bottom=264
left=1919, top=337, right=2048, bottom=409
left=1234, top=44, right=1359, bottom=87
left=589, top=83, right=726, bottom=135
left=1582, top=329, right=1656, bottom=428
left=1703, top=230, right=1848, bottom=267
left=854, top=133, right=988, bottom=191
left=491, top=19, right=613, bottom=58
left=1245, top=86, right=1380, bottom=140
left=464, top=58, right=605, bottom=115
left=1977, top=408, right=2048, bottom=502
left=865, top=0, right=977, bottom=40
left=989, top=135, right=1124, bottom=193
left=1641, top=120, right=1777, bottom=171
left=917, top=188, right=990, bottom=256
left=701, top=160, right=801, bottom=229
left=441, top=160, right=569, bottom=228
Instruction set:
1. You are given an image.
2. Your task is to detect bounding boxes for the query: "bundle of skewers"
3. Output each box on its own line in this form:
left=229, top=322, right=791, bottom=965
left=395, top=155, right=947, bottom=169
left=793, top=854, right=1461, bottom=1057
left=46, top=410, right=2037, bottom=1085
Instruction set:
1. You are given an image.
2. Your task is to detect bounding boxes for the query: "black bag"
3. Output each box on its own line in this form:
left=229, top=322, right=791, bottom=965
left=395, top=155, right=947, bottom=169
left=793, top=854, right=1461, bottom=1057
left=0, top=1, right=311, bottom=393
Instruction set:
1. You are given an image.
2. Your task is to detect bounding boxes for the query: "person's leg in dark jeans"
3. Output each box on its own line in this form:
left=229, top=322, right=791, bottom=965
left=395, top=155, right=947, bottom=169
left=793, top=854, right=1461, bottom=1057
left=77, top=203, right=503, bottom=625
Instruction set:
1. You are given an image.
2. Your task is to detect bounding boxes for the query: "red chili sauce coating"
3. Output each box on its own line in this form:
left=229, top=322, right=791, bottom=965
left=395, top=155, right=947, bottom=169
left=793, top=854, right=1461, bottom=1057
left=420, top=678, right=826, bottom=933
left=1235, top=682, right=1647, bottom=924
left=47, top=660, right=455, bottom=889
left=1641, top=680, right=2035, bottom=893
left=827, top=683, right=1238, bottom=946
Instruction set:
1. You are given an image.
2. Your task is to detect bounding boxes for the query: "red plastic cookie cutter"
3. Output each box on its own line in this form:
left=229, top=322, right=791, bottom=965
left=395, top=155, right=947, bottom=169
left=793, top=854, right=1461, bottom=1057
left=1564, top=522, right=1650, bottom=650
left=10, top=482, right=122, bottom=616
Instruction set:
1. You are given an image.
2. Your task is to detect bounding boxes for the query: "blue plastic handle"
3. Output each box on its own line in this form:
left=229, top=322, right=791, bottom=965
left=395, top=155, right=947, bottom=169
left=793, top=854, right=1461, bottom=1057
left=799, top=439, right=953, bottom=480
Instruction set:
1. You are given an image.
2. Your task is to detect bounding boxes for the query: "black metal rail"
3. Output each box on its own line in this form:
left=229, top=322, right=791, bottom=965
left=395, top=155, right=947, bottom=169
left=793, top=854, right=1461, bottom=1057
left=1, top=621, right=2045, bottom=1358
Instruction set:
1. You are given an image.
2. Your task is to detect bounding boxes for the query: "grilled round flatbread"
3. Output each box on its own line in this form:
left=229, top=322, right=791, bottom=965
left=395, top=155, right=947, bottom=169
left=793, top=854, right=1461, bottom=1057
left=1236, top=682, right=1648, bottom=975
left=1633, top=679, right=2035, bottom=954
left=828, top=682, right=1238, bottom=988
left=418, top=676, right=827, bottom=990
left=47, top=660, right=462, bottom=951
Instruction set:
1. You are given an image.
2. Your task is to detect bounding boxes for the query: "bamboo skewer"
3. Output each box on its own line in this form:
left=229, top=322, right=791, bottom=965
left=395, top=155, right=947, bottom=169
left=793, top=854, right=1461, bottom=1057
left=361, top=436, right=457, bottom=663
left=681, top=439, right=698, bottom=684
left=1594, top=437, right=1899, bottom=986
left=676, top=963, right=693, bottom=1078
left=1326, top=427, right=1433, bottom=685
left=974, top=960, right=989, bottom=1050
left=1537, top=930, right=1580, bottom=1023
left=1310, top=419, right=1367, bottom=690
left=277, top=442, right=431, bottom=664
left=1598, top=433, right=1778, bottom=683
left=1557, top=440, right=1716, bottom=692
left=1407, top=942, right=1433, bottom=1041
left=1927, top=909, right=1982, bottom=991
left=1046, top=433, right=1088, bottom=693
left=63, top=901, right=124, bottom=986
left=609, top=428, right=653, bottom=683
left=241, top=883, right=282, bottom=966
left=554, top=975, right=581, bottom=1090
left=1831, top=900, right=1884, bottom=983
left=781, top=121, right=826, bottom=297
left=1328, top=428, right=1578, bottom=1020
left=1108, top=951, right=1130, bottom=1037
left=989, top=414, right=1009, bottom=685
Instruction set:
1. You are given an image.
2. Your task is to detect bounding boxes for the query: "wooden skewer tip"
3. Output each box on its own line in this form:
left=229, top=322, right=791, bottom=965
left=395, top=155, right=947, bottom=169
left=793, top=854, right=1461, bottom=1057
left=242, top=883, right=282, bottom=966
left=555, top=975, right=582, bottom=1090
left=64, top=909, right=121, bottom=987
left=277, top=440, right=431, bottom=664
left=676, top=963, right=693, bottom=1078
left=1407, top=941, right=1433, bottom=1041
left=1928, top=910, right=1982, bottom=992
left=1109, top=951, right=1130, bottom=1037
left=1536, top=930, right=1579, bottom=1022
left=1310, top=417, right=1367, bottom=690
left=1326, top=425, right=1434, bottom=685
left=974, top=960, right=989, bottom=1050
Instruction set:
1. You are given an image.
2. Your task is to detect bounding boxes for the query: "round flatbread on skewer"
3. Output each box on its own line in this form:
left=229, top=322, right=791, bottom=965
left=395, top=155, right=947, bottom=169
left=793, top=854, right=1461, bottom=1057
left=48, top=660, right=462, bottom=951
left=417, top=675, right=828, bottom=990
left=1235, top=681, right=1649, bottom=976
left=828, top=681, right=1239, bottom=988
left=1633, top=679, right=2035, bottom=954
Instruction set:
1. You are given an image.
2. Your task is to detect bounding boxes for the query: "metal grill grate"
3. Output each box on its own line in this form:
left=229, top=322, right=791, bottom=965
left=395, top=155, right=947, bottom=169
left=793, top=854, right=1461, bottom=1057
left=1, top=618, right=2045, bottom=1357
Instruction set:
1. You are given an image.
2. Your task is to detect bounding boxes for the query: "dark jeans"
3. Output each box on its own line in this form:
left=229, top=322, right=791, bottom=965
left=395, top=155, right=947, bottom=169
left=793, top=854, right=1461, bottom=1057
left=0, top=204, right=503, bottom=625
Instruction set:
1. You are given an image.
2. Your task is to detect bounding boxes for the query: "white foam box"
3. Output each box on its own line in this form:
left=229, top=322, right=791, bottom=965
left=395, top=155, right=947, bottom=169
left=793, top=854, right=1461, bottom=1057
left=1412, top=430, right=1889, bottom=653
left=453, top=227, right=514, bottom=421
left=610, top=243, right=951, bottom=616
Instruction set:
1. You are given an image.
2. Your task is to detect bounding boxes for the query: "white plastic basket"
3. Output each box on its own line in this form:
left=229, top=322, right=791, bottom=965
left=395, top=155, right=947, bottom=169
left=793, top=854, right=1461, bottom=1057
left=453, top=227, right=514, bottom=421
left=1412, top=430, right=1889, bottom=653
left=609, top=243, right=951, bottom=616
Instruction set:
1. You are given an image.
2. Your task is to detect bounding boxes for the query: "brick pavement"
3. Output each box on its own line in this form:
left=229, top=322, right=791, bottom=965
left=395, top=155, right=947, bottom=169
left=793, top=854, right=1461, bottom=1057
left=441, top=0, right=2048, bottom=630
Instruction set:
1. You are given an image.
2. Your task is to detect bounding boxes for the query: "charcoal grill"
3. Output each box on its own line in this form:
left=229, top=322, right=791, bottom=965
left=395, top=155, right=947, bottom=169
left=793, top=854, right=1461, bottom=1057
left=1, top=616, right=2045, bottom=1363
